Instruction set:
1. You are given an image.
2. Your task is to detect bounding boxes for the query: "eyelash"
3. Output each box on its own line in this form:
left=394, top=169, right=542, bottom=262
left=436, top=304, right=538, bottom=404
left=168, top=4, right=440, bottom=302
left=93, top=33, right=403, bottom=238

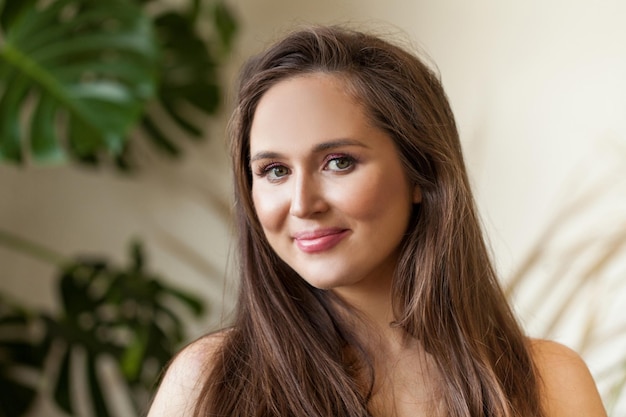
left=324, top=153, right=357, bottom=171
left=255, top=162, right=289, bottom=180
left=254, top=153, right=358, bottom=181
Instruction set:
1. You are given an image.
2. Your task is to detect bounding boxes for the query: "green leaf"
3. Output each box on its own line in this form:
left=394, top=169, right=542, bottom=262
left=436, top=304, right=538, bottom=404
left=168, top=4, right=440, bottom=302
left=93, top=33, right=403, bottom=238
left=120, top=329, right=148, bottom=382
left=0, top=0, right=159, bottom=166
left=0, top=298, right=41, bottom=416
left=31, top=94, right=66, bottom=163
left=161, top=286, right=205, bottom=316
left=53, top=346, right=74, bottom=414
left=0, top=71, right=28, bottom=162
left=130, top=240, right=145, bottom=271
left=60, top=263, right=100, bottom=315
left=0, top=374, right=37, bottom=417
left=141, top=114, right=181, bottom=156
left=213, top=1, right=238, bottom=52
left=2, top=236, right=209, bottom=415
left=0, top=0, right=33, bottom=29
left=1, top=340, right=46, bottom=368
left=86, top=353, right=110, bottom=417
left=145, top=323, right=174, bottom=365
left=161, top=97, right=203, bottom=137
left=155, top=304, right=184, bottom=335
left=136, top=8, right=228, bottom=155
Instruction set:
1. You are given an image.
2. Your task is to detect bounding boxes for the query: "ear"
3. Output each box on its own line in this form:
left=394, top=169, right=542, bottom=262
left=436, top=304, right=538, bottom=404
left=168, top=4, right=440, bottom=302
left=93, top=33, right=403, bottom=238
left=412, top=185, right=422, bottom=204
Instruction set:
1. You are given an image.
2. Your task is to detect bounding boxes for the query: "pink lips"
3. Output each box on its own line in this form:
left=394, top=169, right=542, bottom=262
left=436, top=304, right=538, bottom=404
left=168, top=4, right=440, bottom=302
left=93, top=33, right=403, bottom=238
left=292, top=228, right=350, bottom=253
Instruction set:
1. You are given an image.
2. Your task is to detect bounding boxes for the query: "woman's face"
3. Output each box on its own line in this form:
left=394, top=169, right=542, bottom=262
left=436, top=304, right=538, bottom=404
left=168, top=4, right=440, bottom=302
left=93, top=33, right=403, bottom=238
left=249, top=74, right=420, bottom=292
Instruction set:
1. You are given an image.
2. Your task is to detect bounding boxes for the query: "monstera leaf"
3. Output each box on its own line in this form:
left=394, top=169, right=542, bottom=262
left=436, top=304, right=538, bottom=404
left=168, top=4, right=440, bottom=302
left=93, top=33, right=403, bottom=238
left=0, top=240, right=204, bottom=417
left=0, top=0, right=237, bottom=169
left=45, top=242, right=203, bottom=416
left=137, top=10, right=223, bottom=157
left=0, top=301, right=48, bottom=417
left=124, top=1, right=238, bottom=165
left=0, top=0, right=158, bottom=164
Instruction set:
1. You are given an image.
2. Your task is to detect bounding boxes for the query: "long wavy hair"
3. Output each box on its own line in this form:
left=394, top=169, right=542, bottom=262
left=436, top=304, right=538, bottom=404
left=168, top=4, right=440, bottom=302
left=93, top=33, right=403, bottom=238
left=194, top=25, right=543, bottom=417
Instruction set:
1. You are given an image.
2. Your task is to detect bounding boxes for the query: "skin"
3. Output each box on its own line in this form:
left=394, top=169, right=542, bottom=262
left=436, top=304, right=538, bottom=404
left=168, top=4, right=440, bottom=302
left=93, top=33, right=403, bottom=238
left=147, top=73, right=608, bottom=417
left=249, top=74, right=420, bottom=306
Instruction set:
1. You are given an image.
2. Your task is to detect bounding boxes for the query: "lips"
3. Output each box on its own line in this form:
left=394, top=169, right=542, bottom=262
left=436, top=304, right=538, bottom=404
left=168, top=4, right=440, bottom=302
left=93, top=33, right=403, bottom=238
left=292, top=228, right=350, bottom=253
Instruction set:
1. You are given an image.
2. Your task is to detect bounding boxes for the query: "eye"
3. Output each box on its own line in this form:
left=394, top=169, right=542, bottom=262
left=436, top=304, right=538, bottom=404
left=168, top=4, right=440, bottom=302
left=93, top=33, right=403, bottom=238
left=326, top=155, right=355, bottom=172
left=268, top=165, right=289, bottom=179
left=256, top=162, right=290, bottom=182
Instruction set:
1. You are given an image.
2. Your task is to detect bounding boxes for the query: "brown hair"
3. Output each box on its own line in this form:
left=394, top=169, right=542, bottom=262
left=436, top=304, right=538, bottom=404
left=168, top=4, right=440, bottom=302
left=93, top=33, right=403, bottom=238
left=195, top=25, right=543, bottom=417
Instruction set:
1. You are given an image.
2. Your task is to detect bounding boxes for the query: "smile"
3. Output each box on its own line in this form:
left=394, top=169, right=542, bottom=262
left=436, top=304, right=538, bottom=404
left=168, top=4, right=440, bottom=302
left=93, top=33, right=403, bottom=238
left=292, top=228, right=350, bottom=253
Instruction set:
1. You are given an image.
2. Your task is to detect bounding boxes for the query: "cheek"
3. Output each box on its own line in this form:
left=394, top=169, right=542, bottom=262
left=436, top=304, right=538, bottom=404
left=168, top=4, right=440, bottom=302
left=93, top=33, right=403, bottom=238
left=336, top=170, right=412, bottom=222
left=251, top=185, right=287, bottom=233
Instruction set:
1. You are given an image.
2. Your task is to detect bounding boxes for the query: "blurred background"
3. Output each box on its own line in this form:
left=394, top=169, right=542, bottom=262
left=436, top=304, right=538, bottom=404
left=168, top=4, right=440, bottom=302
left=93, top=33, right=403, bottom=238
left=1, top=0, right=625, bottom=416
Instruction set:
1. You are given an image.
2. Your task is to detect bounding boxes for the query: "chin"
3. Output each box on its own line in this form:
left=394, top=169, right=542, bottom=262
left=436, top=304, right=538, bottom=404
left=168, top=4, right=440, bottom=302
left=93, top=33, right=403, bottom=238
left=299, top=274, right=357, bottom=291
left=302, top=278, right=342, bottom=290
left=293, top=269, right=337, bottom=288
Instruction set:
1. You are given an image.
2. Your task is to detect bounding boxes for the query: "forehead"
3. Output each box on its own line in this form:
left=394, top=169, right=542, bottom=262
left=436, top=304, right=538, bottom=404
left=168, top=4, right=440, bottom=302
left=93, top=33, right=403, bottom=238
left=249, top=74, right=373, bottom=153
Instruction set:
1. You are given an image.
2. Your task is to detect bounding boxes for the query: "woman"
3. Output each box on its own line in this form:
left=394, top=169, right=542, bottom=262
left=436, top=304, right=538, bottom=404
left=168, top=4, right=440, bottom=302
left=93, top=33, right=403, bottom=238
left=148, top=26, right=606, bottom=417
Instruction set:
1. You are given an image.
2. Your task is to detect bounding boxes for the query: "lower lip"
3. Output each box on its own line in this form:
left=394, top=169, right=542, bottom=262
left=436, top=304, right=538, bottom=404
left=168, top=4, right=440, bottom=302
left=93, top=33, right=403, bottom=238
left=294, top=230, right=350, bottom=253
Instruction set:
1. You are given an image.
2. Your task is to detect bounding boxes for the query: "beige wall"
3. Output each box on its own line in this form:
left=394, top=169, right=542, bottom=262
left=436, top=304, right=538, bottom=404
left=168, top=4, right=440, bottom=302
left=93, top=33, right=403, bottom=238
left=1, top=0, right=625, bottom=414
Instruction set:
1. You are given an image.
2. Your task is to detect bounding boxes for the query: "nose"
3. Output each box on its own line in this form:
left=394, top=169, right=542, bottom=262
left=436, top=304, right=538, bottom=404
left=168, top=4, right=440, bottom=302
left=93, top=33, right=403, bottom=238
left=289, top=173, right=328, bottom=218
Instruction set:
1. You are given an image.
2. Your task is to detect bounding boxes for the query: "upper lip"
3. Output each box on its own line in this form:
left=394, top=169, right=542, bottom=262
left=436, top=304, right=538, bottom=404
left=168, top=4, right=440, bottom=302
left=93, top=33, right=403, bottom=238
left=292, top=228, right=347, bottom=240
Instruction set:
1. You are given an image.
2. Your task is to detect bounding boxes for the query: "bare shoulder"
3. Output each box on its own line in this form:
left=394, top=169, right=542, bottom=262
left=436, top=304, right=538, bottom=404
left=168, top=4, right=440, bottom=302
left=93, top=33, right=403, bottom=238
left=529, top=339, right=607, bottom=417
left=146, top=331, right=228, bottom=417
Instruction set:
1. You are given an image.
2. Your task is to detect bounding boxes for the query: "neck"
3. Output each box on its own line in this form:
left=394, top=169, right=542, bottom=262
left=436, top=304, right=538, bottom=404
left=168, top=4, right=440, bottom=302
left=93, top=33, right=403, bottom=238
left=332, top=272, right=408, bottom=355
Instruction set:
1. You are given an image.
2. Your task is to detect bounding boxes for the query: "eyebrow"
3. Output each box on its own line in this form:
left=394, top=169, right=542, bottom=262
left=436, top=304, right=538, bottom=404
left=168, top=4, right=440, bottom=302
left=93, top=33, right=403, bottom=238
left=249, top=138, right=369, bottom=163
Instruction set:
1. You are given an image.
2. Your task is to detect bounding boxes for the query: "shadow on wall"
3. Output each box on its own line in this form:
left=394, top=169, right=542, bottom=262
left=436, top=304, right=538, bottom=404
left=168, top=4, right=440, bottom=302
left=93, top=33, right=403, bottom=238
left=504, top=139, right=626, bottom=416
